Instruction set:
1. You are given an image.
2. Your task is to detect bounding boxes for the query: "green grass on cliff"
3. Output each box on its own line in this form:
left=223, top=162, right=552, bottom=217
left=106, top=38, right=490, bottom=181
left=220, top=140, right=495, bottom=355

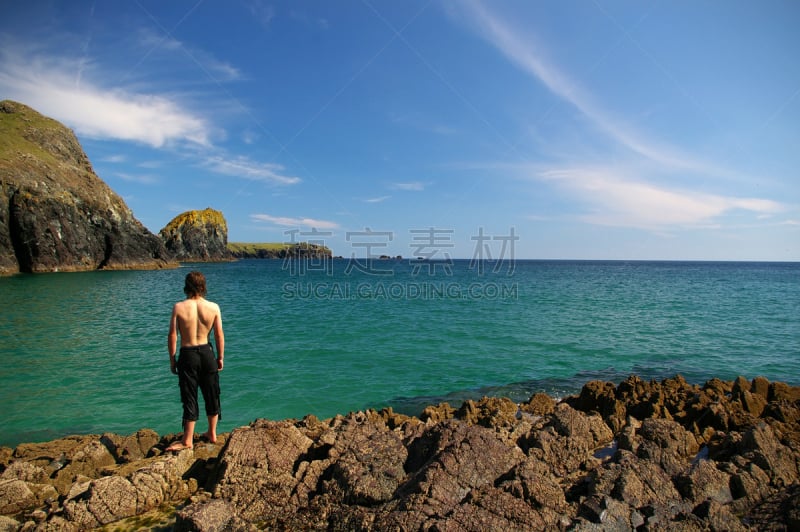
left=0, top=100, right=66, bottom=168
left=227, top=242, right=330, bottom=254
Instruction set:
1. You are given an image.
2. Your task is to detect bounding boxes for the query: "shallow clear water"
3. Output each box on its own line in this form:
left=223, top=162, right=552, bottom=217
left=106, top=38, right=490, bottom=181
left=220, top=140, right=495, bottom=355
left=2, top=259, right=798, bottom=447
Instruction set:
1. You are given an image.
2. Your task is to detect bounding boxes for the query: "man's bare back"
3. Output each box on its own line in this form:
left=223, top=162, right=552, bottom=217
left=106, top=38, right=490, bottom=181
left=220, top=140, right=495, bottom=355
left=173, top=298, right=220, bottom=346
left=168, top=296, right=225, bottom=373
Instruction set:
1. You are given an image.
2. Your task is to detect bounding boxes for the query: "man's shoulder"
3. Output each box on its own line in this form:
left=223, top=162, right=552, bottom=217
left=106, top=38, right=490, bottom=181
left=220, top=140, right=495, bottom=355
left=200, top=299, right=221, bottom=312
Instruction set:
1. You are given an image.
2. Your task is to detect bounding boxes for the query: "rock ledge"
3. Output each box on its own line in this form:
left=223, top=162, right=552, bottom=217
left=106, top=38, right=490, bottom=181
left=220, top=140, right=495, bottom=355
left=1, top=374, right=799, bottom=530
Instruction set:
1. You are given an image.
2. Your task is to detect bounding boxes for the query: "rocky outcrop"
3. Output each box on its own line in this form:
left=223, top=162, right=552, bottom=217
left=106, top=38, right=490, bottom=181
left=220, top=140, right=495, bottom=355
left=159, top=208, right=232, bottom=262
left=1, top=375, right=799, bottom=530
left=0, top=100, right=176, bottom=274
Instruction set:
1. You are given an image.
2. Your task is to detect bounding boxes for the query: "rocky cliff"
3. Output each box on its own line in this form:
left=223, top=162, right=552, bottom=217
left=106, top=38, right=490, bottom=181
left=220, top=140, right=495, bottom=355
left=159, top=208, right=232, bottom=262
left=1, top=374, right=799, bottom=530
left=0, top=100, right=176, bottom=274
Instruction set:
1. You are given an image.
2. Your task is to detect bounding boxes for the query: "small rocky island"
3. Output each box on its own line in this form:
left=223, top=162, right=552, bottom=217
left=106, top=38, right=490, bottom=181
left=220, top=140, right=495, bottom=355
left=0, top=101, right=175, bottom=274
left=1, top=374, right=798, bottom=530
left=157, top=206, right=334, bottom=262
left=159, top=208, right=233, bottom=262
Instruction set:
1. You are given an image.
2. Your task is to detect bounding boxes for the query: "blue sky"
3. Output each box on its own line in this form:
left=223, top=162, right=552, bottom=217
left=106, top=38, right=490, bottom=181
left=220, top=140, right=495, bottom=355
left=1, top=0, right=798, bottom=260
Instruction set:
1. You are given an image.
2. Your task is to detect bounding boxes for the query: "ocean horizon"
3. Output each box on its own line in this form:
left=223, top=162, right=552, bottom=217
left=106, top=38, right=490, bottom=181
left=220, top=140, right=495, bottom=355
left=2, top=258, right=798, bottom=448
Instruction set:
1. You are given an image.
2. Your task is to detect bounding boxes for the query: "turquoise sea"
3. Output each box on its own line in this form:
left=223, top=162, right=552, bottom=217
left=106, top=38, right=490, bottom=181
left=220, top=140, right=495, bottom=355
left=2, top=259, right=799, bottom=447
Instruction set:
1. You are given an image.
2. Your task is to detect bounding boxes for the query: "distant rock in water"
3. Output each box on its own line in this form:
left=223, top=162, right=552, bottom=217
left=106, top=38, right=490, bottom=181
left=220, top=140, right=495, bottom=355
left=0, top=100, right=176, bottom=274
left=159, top=208, right=232, bottom=262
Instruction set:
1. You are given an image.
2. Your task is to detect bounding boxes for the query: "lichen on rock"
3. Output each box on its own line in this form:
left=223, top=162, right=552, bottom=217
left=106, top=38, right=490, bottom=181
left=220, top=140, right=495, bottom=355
left=159, top=208, right=232, bottom=262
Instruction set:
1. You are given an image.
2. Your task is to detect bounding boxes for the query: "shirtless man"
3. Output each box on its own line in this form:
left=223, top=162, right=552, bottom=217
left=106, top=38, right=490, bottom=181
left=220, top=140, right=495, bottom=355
left=166, top=271, right=225, bottom=451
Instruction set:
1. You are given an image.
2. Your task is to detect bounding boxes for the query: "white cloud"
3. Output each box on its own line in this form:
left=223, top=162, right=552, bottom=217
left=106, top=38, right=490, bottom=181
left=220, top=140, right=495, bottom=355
left=0, top=47, right=212, bottom=148
left=391, top=181, right=427, bottom=191
left=538, top=167, right=784, bottom=228
left=250, top=214, right=339, bottom=230
left=203, top=155, right=300, bottom=185
left=365, top=195, right=391, bottom=203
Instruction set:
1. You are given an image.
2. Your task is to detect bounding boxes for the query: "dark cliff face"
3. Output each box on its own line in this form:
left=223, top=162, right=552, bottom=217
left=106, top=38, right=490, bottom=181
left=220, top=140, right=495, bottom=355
left=0, top=100, right=176, bottom=274
left=159, top=208, right=232, bottom=262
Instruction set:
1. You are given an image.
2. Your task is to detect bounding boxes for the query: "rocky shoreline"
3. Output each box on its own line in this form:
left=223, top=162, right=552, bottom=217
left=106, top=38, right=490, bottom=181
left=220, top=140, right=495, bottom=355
left=1, top=374, right=799, bottom=531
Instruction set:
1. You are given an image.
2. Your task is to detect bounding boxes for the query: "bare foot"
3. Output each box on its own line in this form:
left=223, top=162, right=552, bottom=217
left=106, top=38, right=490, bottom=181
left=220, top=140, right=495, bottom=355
left=200, top=432, right=217, bottom=444
left=165, top=441, right=193, bottom=452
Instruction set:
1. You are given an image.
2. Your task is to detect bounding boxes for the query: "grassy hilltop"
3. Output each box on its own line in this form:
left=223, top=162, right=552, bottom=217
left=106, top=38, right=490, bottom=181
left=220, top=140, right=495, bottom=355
left=227, top=241, right=332, bottom=258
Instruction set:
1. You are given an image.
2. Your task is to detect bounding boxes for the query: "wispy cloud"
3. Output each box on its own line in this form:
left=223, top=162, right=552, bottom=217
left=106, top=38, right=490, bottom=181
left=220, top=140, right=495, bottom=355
left=391, top=181, right=427, bottom=191
left=250, top=214, right=340, bottom=230
left=136, top=28, right=242, bottom=82
left=537, top=167, right=784, bottom=228
left=458, top=1, right=731, bottom=178
left=203, top=155, right=300, bottom=185
left=248, top=0, right=276, bottom=29
left=364, top=195, right=391, bottom=203
left=452, top=2, right=790, bottom=232
left=0, top=45, right=211, bottom=148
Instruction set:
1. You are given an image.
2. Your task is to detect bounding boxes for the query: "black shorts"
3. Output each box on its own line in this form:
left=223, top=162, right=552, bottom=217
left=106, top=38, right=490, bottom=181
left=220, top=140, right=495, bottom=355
left=177, top=344, right=221, bottom=422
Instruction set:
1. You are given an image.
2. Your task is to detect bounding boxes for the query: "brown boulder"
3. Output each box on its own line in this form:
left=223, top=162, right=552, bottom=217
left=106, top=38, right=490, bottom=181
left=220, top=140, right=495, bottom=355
left=209, top=420, right=314, bottom=524
left=325, top=421, right=407, bottom=505
left=636, top=417, right=699, bottom=476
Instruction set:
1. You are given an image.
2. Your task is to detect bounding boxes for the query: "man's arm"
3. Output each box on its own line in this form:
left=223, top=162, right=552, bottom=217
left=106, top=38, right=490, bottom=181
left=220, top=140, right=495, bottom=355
left=213, top=306, right=225, bottom=371
left=168, top=305, right=179, bottom=374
